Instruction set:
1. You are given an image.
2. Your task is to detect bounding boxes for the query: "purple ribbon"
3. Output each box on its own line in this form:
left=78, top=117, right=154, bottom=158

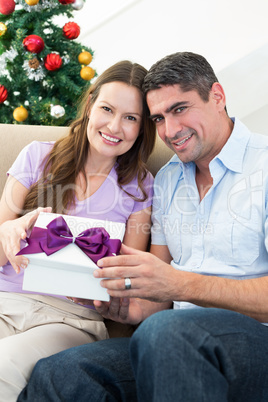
left=17, top=216, right=121, bottom=264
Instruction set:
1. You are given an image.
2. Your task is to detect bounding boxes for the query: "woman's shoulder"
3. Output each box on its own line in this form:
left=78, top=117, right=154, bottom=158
left=7, top=141, right=55, bottom=189
left=20, top=141, right=55, bottom=164
left=24, top=140, right=55, bottom=153
left=10, top=141, right=54, bottom=172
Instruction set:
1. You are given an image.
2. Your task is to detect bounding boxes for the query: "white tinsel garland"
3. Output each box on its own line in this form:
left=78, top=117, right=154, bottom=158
left=15, top=0, right=59, bottom=13
left=0, top=48, right=18, bottom=79
left=62, top=53, right=70, bottom=64
left=22, top=60, right=46, bottom=81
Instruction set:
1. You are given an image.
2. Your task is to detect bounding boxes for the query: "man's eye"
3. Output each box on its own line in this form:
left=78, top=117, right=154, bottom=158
left=175, top=107, right=186, bottom=113
left=153, top=116, right=163, bottom=124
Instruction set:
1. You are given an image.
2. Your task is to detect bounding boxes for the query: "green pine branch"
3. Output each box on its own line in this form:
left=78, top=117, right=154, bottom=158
left=0, top=0, right=95, bottom=126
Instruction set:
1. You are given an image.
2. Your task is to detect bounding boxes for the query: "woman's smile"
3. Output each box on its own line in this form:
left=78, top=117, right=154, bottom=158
left=99, top=132, right=122, bottom=144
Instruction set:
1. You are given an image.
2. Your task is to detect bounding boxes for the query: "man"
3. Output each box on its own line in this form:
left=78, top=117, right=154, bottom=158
left=18, top=52, right=268, bottom=401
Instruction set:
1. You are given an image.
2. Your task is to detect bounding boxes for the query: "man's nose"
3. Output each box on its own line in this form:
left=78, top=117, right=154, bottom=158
left=165, top=117, right=183, bottom=138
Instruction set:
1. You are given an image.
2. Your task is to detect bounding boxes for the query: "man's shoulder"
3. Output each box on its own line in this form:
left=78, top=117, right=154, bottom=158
left=247, top=131, right=268, bottom=150
left=242, top=132, right=268, bottom=176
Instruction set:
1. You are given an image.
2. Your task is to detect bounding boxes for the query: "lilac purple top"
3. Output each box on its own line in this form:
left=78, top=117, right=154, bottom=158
left=0, top=141, right=154, bottom=295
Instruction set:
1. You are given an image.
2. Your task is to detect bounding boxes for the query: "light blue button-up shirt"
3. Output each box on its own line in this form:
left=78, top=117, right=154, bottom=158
left=151, top=118, right=268, bottom=310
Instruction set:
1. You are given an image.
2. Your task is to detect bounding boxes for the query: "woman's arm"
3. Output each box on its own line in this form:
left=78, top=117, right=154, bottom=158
left=0, top=175, right=29, bottom=266
left=122, top=206, right=152, bottom=251
left=0, top=175, right=49, bottom=272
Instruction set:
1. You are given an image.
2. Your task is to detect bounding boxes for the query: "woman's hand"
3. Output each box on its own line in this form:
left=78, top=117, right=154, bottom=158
left=94, top=297, right=144, bottom=325
left=66, top=297, right=94, bottom=307
left=0, top=207, right=51, bottom=273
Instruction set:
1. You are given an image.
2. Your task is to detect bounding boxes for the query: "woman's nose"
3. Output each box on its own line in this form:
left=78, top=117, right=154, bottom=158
left=107, top=115, right=121, bottom=134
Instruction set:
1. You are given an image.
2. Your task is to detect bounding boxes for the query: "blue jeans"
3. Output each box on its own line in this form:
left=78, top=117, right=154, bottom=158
left=18, top=308, right=268, bottom=401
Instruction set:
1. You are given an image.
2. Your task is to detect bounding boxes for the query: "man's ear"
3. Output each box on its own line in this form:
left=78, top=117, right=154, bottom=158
left=211, top=82, right=226, bottom=110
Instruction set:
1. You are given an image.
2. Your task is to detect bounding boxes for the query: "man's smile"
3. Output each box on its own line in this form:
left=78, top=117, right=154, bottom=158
left=174, top=133, right=193, bottom=147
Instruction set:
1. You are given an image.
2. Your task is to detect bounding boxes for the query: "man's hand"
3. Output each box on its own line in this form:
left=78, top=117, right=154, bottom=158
left=94, top=244, right=179, bottom=303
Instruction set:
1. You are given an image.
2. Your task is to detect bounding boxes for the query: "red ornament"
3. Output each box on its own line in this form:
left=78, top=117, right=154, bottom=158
left=0, top=85, right=8, bottom=103
left=63, top=22, right=80, bottom=40
left=23, top=35, right=45, bottom=54
left=44, top=53, right=63, bottom=71
left=58, top=0, right=75, bottom=4
left=0, top=0, right=15, bottom=15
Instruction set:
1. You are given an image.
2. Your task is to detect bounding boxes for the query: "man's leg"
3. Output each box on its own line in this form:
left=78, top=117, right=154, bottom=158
left=130, top=308, right=268, bottom=402
left=18, top=337, right=136, bottom=402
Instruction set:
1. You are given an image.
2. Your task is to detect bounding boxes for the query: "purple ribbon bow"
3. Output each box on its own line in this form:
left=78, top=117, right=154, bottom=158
left=17, top=216, right=121, bottom=264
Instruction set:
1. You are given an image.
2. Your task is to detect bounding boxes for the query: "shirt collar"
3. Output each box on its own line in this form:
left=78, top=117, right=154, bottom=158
left=212, top=118, right=251, bottom=173
left=163, top=117, right=251, bottom=175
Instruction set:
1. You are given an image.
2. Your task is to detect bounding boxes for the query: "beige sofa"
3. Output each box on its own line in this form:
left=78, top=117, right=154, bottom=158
left=0, top=123, right=174, bottom=337
left=0, top=123, right=174, bottom=193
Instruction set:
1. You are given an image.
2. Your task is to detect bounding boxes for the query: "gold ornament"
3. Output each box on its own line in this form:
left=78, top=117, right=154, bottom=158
left=13, top=106, right=28, bottom=122
left=25, top=0, right=40, bottom=5
left=28, top=58, right=40, bottom=70
left=78, top=51, right=92, bottom=65
left=0, top=22, right=7, bottom=37
left=80, top=66, right=95, bottom=81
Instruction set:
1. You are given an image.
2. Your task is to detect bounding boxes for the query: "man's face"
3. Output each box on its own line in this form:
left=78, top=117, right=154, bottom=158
left=146, top=84, right=226, bottom=167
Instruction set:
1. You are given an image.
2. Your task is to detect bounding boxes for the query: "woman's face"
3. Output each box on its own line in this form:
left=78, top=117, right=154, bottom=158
left=87, top=81, right=143, bottom=162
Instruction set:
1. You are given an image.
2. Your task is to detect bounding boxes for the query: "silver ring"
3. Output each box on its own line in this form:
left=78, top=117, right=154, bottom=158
left=124, top=277, right=131, bottom=290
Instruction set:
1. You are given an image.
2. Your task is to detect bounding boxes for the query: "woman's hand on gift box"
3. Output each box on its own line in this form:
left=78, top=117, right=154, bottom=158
left=93, top=297, right=144, bottom=325
left=66, top=297, right=94, bottom=307
left=0, top=207, right=51, bottom=274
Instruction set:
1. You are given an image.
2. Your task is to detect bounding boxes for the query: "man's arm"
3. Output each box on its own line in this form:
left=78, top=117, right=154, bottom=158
left=182, top=272, right=268, bottom=323
left=95, top=245, right=268, bottom=323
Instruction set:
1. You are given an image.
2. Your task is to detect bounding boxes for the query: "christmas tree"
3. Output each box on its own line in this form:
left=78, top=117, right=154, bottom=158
left=0, top=0, right=96, bottom=126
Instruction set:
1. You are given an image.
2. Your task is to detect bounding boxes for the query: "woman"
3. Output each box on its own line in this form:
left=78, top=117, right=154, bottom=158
left=0, top=60, right=156, bottom=400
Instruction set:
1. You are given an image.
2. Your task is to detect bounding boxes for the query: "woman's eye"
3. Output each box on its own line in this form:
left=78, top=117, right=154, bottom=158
left=102, top=106, right=112, bottom=112
left=126, top=116, right=136, bottom=121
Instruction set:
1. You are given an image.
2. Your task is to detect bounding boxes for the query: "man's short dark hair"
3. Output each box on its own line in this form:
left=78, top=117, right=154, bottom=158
left=143, top=52, right=219, bottom=102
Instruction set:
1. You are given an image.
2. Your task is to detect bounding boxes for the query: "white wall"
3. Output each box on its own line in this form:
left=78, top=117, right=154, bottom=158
left=217, top=43, right=268, bottom=135
left=65, top=0, right=268, bottom=134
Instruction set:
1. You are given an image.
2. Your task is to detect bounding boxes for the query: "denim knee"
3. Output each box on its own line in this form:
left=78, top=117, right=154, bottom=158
left=129, top=309, right=268, bottom=402
left=131, top=309, right=192, bottom=346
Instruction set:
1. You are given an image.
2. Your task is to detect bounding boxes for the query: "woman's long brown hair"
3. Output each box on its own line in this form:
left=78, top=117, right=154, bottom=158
left=23, top=61, right=156, bottom=215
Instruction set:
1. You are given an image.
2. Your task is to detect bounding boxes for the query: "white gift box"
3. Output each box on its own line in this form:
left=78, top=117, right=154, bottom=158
left=22, top=212, right=125, bottom=301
